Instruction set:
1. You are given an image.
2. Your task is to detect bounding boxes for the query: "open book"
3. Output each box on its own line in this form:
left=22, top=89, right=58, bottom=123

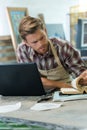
left=60, top=77, right=87, bottom=94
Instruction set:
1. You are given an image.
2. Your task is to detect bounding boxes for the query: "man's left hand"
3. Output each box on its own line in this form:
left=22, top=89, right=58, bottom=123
left=79, top=70, right=87, bottom=85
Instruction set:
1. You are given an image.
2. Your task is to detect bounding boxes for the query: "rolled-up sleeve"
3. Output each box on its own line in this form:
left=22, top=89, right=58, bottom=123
left=60, top=42, right=87, bottom=77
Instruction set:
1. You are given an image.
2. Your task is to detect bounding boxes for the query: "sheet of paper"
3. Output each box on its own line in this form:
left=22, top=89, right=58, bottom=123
left=53, top=91, right=87, bottom=102
left=30, top=102, right=62, bottom=111
left=0, top=102, right=21, bottom=113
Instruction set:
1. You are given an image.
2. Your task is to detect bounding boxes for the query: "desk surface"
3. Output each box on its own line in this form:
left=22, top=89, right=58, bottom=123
left=0, top=96, right=87, bottom=129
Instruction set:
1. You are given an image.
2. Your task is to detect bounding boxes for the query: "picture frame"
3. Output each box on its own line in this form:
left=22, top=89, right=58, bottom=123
left=81, top=19, right=87, bottom=47
left=6, top=7, right=29, bottom=52
left=46, top=24, right=65, bottom=39
left=70, top=5, right=87, bottom=48
left=76, top=18, right=87, bottom=56
left=37, top=14, right=65, bottom=39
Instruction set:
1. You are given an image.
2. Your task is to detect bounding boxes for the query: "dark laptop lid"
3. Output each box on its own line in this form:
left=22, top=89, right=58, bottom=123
left=0, top=63, right=46, bottom=96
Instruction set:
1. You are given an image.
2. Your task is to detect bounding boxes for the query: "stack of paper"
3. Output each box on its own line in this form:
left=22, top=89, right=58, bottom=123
left=53, top=91, right=87, bottom=102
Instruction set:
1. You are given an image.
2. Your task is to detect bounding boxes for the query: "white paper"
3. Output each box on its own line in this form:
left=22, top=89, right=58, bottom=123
left=71, top=77, right=81, bottom=89
left=0, top=102, right=21, bottom=113
left=30, top=102, right=62, bottom=111
left=53, top=91, right=87, bottom=102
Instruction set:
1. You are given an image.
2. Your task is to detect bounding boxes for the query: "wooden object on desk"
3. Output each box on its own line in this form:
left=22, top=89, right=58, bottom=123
left=0, top=35, right=16, bottom=63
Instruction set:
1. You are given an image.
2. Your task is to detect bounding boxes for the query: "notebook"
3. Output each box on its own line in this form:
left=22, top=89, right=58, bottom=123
left=0, top=63, right=46, bottom=96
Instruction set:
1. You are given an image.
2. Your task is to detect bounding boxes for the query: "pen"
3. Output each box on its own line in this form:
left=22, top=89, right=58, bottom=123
left=37, top=95, right=52, bottom=103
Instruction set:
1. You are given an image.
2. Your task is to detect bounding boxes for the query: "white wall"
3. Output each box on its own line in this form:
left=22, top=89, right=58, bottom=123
left=0, top=0, right=79, bottom=40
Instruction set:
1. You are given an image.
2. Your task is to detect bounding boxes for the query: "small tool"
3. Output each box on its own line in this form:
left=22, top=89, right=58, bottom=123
left=37, top=94, right=52, bottom=103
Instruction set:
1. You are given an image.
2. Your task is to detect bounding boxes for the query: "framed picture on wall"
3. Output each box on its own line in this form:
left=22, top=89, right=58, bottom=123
left=6, top=7, right=29, bottom=52
left=70, top=5, right=87, bottom=48
left=76, top=18, right=87, bottom=56
left=81, top=19, right=87, bottom=47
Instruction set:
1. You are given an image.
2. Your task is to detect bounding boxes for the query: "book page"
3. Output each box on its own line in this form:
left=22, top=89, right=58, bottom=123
left=71, top=77, right=83, bottom=90
left=60, top=88, right=83, bottom=94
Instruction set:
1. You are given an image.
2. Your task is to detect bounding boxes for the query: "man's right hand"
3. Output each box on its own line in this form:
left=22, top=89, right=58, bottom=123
left=41, top=77, right=72, bottom=89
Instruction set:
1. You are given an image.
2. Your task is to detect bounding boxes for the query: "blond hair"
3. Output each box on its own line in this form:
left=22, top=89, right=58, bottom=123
left=19, top=16, right=44, bottom=40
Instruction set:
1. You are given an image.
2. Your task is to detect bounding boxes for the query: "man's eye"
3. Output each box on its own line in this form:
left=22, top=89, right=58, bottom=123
left=40, top=36, right=44, bottom=41
left=32, top=36, right=44, bottom=44
left=33, top=41, right=38, bottom=44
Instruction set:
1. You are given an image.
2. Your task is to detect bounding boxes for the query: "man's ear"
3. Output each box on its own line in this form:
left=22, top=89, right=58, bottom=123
left=44, top=28, right=49, bottom=38
left=44, top=28, right=47, bottom=34
left=24, top=40, right=30, bottom=46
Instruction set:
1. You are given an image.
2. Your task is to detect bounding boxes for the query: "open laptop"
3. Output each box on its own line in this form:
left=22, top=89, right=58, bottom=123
left=0, top=62, right=46, bottom=96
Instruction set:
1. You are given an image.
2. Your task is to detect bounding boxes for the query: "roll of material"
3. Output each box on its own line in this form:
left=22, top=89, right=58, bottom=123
left=71, top=77, right=87, bottom=93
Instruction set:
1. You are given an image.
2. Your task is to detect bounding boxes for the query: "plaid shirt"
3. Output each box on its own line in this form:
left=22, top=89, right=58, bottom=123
left=16, top=38, right=86, bottom=77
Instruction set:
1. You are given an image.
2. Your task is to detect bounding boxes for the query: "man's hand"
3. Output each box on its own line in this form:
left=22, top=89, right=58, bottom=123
left=79, top=70, right=87, bottom=85
left=41, top=77, right=72, bottom=89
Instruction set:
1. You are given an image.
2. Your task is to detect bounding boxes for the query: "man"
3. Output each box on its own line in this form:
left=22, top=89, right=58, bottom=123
left=16, top=16, right=87, bottom=90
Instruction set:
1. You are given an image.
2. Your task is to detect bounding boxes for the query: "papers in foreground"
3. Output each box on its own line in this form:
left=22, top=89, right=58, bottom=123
left=30, top=102, right=62, bottom=111
left=0, top=102, right=21, bottom=113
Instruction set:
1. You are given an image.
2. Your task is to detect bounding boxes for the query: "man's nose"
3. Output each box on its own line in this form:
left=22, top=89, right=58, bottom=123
left=37, top=40, right=42, bottom=46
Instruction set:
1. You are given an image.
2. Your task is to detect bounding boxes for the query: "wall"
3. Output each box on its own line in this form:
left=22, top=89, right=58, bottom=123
left=0, top=0, right=79, bottom=41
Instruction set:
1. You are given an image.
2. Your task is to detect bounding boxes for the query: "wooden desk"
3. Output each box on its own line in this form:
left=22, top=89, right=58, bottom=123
left=0, top=96, right=87, bottom=129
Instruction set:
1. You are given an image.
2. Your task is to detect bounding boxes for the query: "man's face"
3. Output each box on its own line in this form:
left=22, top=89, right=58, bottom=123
left=25, top=29, right=49, bottom=55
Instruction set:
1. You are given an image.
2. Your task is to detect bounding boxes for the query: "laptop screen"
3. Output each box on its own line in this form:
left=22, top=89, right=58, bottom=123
left=0, top=63, right=46, bottom=96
